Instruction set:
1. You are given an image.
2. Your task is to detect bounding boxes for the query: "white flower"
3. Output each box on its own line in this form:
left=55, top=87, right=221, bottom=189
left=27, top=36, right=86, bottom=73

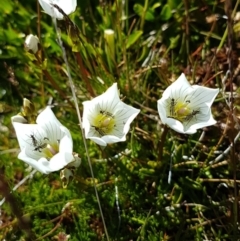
left=38, top=0, right=77, bottom=19
left=24, top=34, right=39, bottom=54
left=12, top=106, right=80, bottom=174
left=157, top=73, right=219, bottom=134
left=82, top=83, right=140, bottom=146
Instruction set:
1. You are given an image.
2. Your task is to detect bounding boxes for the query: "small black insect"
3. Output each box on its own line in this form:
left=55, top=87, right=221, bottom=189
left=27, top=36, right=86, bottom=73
left=34, top=143, right=47, bottom=152
left=169, top=98, right=176, bottom=117
left=100, top=110, right=114, bottom=118
left=184, top=110, right=200, bottom=122
left=29, top=134, right=38, bottom=147
left=92, top=125, right=106, bottom=137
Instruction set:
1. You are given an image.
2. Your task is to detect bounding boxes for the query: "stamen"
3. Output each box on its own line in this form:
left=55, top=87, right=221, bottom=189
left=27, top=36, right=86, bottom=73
left=38, top=140, right=60, bottom=159
left=92, top=112, right=116, bottom=136
left=42, top=143, right=58, bottom=158
left=167, top=99, right=193, bottom=122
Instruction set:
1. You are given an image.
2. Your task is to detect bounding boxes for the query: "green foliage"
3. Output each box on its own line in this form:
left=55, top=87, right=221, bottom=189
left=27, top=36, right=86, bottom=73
left=1, top=0, right=240, bottom=240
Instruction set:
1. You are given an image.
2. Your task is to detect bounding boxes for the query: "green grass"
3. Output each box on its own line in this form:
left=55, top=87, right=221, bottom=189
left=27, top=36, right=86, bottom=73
left=1, top=0, right=240, bottom=240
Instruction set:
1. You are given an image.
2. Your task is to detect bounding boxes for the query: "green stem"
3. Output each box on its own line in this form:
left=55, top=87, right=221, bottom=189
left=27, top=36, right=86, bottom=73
left=52, top=18, right=110, bottom=241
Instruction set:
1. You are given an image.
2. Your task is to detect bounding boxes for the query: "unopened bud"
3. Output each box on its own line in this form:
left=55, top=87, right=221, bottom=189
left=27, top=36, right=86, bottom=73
left=24, top=34, right=39, bottom=54
left=11, top=115, right=28, bottom=124
left=235, top=12, right=240, bottom=22
left=104, top=29, right=115, bottom=64
left=60, top=168, right=74, bottom=188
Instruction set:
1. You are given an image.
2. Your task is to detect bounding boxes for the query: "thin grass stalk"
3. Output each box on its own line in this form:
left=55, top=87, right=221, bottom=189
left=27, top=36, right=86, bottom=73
left=183, top=0, right=190, bottom=64
left=140, top=0, right=148, bottom=30
left=37, top=0, right=45, bottom=106
left=203, top=0, right=240, bottom=84
left=225, top=0, right=238, bottom=238
left=52, top=18, right=110, bottom=241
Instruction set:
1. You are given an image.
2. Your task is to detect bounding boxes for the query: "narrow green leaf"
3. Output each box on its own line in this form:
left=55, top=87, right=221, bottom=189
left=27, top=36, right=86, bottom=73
left=170, top=34, right=180, bottom=49
left=126, top=31, right=143, bottom=49
left=145, top=9, right=155, bottom=21
left=133, top=4, right=143, bottom=17
left=234, top=22, right=240, bottom=33
left=160, top=4, right=172, bottom=21
left=133, top=3, right=155, bottom=21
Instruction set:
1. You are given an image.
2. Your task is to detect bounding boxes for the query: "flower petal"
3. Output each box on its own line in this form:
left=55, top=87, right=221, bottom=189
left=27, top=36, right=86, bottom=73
left=11, top=115, right=28, bottom=124
left=88, top=83, right=121, bottom=115
left=59, top=135, right=73, bottom=153
left=187, top=85, right=219, bottom=112
left=157, top=99, right=169, bottom=125
left=82, top=101, right=94, bottom=133
left=38, top=0, right=63, bottom=19
left=185, top=110, right=216, bottom=131
left=164, top=117, right=197, bottom=134
left=19, top=149, right=74, bottom=174
left=58, top=0, right=76, bottom=15
left=88, top=136, right=107, bottom=146
left=18, top=150, right=50, bottom=174
left=12, top=122, right=47, bottom=151
left=162, top=73, right=191, bottom=100
left=46, top=152, right=74, bottom=173
left=102, top=135, right=126, bottom=143
left=37, top=106, right=62, bottom=127
left=38, top=0, right=77, bottom=19
left=36, top=107, right=73, bottom=145
left=115, top=105, right=140, bottom=134
left=40, top=120, right=64, bottom=144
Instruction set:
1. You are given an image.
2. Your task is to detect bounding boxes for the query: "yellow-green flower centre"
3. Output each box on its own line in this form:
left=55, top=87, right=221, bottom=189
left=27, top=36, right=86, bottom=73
left=92, top=113, right=115, bottom=136
left=168, top=100, right=192, bottom=122
left=41, top=142, right=59, bottom=159
left=174, top=102, right=191, bottom=121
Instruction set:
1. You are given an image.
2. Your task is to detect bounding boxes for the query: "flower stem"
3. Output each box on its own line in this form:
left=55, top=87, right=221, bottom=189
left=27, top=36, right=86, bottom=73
left=157, top=125, right=169, bottom=162
left=52, top=18, right=110, bottom=241
left=37, top=0, right=45, bottom=106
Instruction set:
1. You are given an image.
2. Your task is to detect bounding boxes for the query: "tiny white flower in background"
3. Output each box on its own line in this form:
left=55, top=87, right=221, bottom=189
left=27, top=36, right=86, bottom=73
left=38, top=0, right=77, bottom=19
left=11, top=106, right=80, bottom=174
left=157, top=73, right=219, bottom=134
left=82, top=83, right=140, bottom=146
left=24, top=34, right=39, bottom=54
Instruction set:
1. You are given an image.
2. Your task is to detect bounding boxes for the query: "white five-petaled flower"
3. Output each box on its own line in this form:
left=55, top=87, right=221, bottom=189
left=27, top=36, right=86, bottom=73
left=82, top=83, right=140, bottom=146
left=157, top=73, right=219, bottom=134
left=11, top=106, right=80, bottom=174
left=38, top=0, right=77, bottom=19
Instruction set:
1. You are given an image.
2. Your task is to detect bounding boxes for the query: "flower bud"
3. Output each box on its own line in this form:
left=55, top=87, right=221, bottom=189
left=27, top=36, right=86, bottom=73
left=104, top=29, right=115, bottom=62
left=24, top=34, right=39, bottom=54
left=60, top=168, right=74, bottom=188
left=11, top=115, right=28, bottom=124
